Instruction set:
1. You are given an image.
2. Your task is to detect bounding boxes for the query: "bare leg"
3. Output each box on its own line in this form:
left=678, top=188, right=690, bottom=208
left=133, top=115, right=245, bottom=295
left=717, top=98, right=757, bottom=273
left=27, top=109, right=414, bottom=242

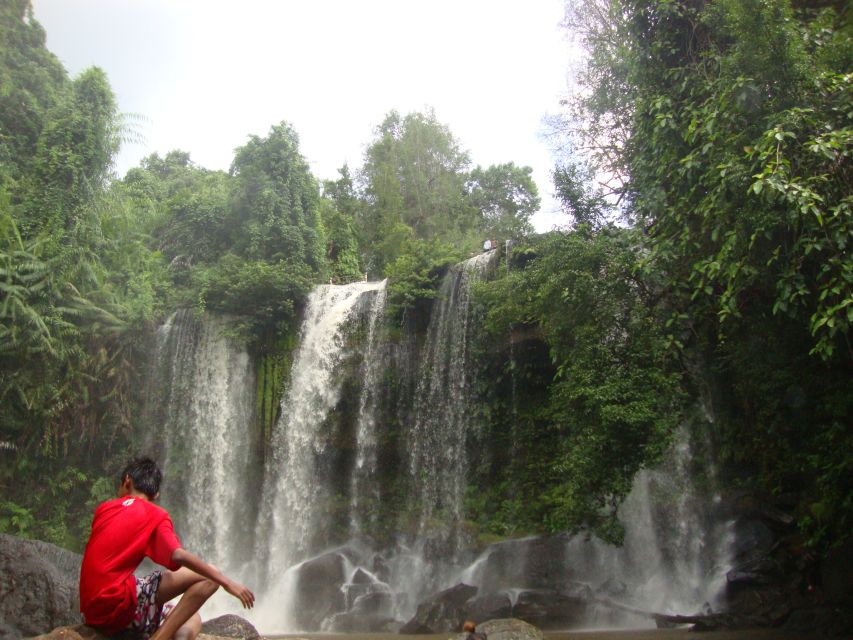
left=149, top=569, right=218, bottom=640
left=156, top=567, right=209, bottom=604
left=172, top=612, right=201, bottom=640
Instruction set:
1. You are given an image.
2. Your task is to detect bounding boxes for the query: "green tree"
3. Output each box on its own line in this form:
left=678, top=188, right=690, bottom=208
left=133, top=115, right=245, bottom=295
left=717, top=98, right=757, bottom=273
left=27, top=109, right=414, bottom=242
left=0, top=0, right=68, bottom=187
left=466, top=162, right=540, bottom=239
left=321, top=165, right=363, bottom=283
left=24, top=67, right=119, bottom=240
left=0, top=2, right=161, bottom=548
left=229, top=122, right=325, bottom=271
left=562, top=0, right=853, bottom=549
left=124, top=151, right=231, bottom=268
left=359, top=110, right=479, bottom=272
left=473, top=224, right=682, bottom=542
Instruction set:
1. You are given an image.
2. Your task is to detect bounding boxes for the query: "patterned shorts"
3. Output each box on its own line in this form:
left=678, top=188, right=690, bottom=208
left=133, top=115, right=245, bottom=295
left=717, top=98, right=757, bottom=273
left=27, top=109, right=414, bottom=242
left=129, top=571, right=165, bottom=639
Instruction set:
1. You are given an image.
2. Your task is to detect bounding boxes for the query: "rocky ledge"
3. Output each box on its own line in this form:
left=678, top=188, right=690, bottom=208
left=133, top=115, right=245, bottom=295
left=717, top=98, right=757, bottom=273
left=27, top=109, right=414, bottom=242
left=28, top=624, right=257, bottom=640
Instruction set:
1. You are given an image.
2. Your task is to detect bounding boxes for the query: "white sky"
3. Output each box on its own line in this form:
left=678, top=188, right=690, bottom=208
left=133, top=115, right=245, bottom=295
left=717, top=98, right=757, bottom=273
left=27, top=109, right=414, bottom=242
left=31, top=0, right=576, bottom=231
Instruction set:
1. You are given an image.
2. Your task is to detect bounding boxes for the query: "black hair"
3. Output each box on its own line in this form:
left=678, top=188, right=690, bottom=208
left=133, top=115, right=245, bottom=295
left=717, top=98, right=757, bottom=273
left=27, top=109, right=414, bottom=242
left=121, top=457, right=162, bottom=499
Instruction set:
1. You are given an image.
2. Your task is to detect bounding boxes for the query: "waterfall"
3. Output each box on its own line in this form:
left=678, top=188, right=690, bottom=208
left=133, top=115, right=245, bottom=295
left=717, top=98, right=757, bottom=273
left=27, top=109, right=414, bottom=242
left=351, top=284, right=387, bottom=537
left=559, top=424, right=733, bottom=619
left=146, top=252, right=733, bottom=634
left=255, top=281, right=386, bottom=629
left=408, top=251, right=495, bottom=557
left=458, top=423, right=733, bottom=626
left=153, top=310, right=256, bottom=573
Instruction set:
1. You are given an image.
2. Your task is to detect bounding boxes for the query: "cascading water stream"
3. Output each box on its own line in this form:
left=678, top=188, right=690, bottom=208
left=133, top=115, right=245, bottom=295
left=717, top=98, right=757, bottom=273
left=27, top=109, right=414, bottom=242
left=408, top=251, right=496, bottom=558
left=153, top=310, right=256, bottom=573
left=254, top=280, right=386, bottom=630
left=351, top=284, right=387, bottom=537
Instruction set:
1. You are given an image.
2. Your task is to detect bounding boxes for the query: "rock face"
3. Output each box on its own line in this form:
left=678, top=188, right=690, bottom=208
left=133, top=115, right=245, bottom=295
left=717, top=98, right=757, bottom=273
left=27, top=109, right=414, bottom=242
left=708, top=495, right=853, bottom=637
left=399, top=583, right=478, bottom=633
left=200, top=615, right=260, bottom=640
left=0, top=534, right=83, bottom=639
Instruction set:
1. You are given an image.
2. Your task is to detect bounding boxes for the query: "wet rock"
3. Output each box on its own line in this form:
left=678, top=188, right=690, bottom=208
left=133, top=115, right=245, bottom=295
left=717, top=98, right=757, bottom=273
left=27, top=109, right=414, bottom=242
left=31, top=627, right=238, bottom=640
left=726, top=554, right=782, bottom=588
left=595, top=577, right=628, bottom=598
left=350, top=567, right=373, bottom=584
left=324, top=608, right=398, bottom=633
left=352, top=589, right=393, bottom=615
left=464, top=592, right=512, bottom=622
left=343, top=576, right=392, bottom=611
left=449, top=618, right=544, bottom=640
left=731, top=518, right=776, bottom=563
left=200, top=615, right=260, bottom=640
left=372, top=554, right=391, bottom=583
left=510, top=589, right=590, bottom=629
left=477, top=537, right=569, bottom=594
left=0, top=534, right=83, bottom=638
left=288, top=550, right=348, bottom=630
left=399, top=582, right=478, bottom=633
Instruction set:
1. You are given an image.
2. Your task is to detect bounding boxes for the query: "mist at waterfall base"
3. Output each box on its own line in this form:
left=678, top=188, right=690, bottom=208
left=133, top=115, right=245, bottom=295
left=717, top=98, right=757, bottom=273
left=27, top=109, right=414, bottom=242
left=146, top=253, right=732, bottom=633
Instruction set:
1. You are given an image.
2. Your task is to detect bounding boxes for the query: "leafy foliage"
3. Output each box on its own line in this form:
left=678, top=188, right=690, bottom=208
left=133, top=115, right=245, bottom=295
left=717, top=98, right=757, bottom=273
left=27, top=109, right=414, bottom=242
left=466, top=162, right=540, bottom=239
left=384, top=238, right=462, bottom=321
left=471, top=225, right=682, bottom=542
left=230, top=122, right=325, bottom=272
left=0, top=2, right=161, bottom=548
left=321, top=166, right=365, bottom=283
left=562, top=0, right=853, bottom=550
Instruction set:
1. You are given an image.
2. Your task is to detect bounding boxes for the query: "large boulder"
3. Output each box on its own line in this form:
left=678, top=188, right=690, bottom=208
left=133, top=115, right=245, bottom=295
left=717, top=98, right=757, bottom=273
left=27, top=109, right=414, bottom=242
left=476, top=537, right=569, bottom=594
left=399, top=583, right=478, bottom=634
left=29, top=624, right=113, bottom=640
left=30, top=626, right=249, bottom=640
left=0, top=534, right=83, bottom=639
left=200, top=615, right=260, bottom=640
left=288, top=550, right=350, bottom=630
left=730, top=518, right=776, bottom=564
left=323, top=607, right=398, bottom=633
left=509, top=588, right=591, bottom=629
left=449, top=618, right=544, bottom=640
left=463, top=592, right=512, bottom=622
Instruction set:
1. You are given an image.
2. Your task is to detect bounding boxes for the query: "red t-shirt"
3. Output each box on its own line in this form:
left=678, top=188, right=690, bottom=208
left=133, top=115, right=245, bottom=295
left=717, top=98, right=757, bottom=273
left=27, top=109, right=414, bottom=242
left=79, top=496, right=182, bottom=633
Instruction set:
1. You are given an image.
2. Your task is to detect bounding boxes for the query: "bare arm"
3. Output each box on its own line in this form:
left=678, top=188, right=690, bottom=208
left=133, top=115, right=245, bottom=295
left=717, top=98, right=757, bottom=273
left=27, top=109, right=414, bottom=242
left=170, top=547, right=255, bottom=609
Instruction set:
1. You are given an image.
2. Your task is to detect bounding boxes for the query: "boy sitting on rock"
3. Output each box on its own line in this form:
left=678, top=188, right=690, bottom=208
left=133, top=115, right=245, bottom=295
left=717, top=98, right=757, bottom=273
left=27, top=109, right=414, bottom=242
left=79, top=457, right=254, bottom=640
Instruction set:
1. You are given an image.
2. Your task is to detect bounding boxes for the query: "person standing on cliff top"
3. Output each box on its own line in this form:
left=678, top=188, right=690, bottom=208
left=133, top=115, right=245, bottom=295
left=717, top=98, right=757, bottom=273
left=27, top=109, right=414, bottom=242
left=79, top=457, right=254, bottom=640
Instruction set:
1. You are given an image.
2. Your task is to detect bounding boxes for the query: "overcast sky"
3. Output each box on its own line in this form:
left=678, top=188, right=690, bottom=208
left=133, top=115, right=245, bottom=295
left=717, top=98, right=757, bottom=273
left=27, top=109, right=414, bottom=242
left=31, top=0, right=576, bottom=231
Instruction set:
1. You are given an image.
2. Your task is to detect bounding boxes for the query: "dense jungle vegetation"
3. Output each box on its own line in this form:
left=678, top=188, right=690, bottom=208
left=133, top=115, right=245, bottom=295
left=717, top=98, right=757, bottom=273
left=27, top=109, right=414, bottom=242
left=1, top=0, right=850, bottom=558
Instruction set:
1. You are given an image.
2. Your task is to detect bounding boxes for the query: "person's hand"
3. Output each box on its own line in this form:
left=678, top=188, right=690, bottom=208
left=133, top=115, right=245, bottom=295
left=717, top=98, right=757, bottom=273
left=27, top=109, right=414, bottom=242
left=225, top=580, right=255, bottom=609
